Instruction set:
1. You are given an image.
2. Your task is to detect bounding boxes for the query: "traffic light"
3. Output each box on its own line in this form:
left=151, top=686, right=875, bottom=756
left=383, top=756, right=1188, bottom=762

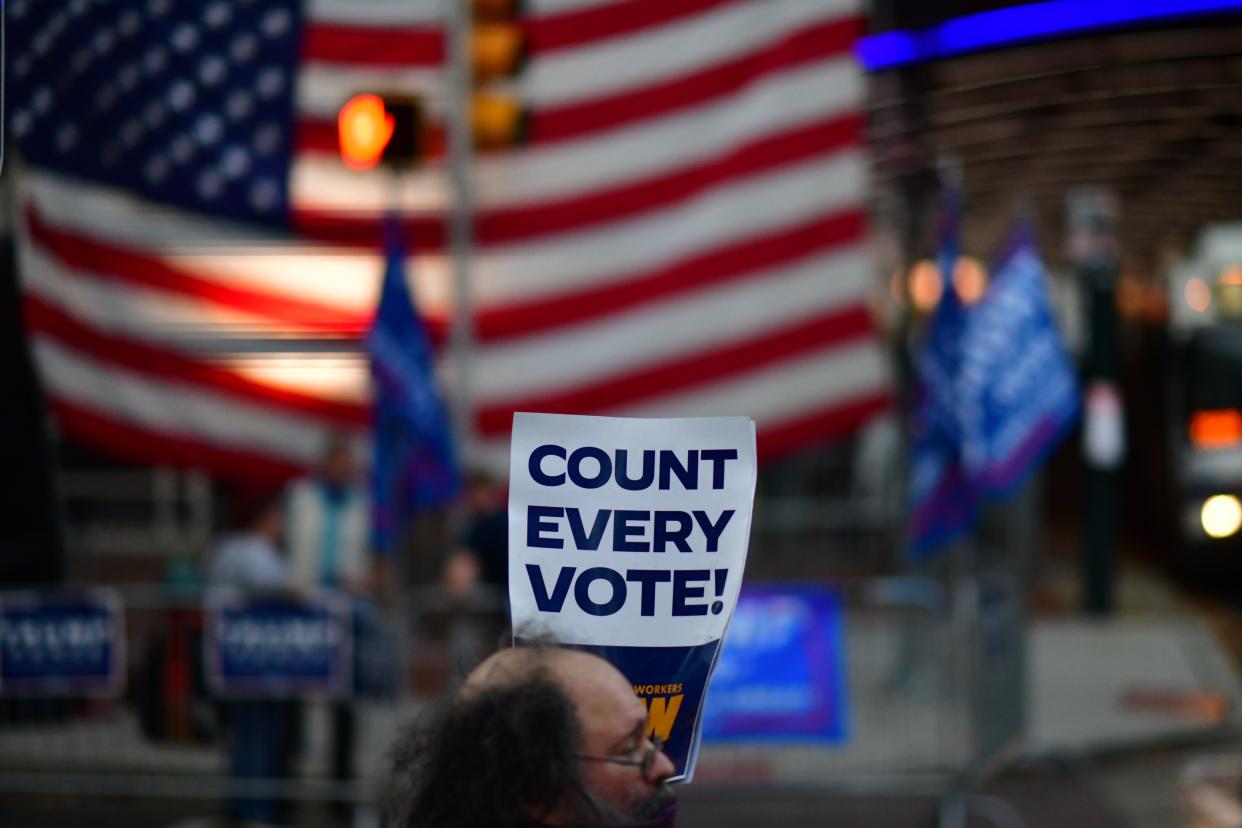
left=337, top=94, right=424, bottom=170
left=470, top=0, right=526, bottom=152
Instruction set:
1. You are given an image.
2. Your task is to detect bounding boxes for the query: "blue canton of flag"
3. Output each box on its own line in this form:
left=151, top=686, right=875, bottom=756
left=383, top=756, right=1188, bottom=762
left=909, top=182, right=978, bottom=559
left=957, top=227, right=1079, bottom=498
left=368, top=220, right=461, bottom=555
left=7, top=0, right=301, bottom=225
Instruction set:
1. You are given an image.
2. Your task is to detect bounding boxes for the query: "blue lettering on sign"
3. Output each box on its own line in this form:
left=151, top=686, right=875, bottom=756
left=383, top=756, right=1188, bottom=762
left=526, top=563, right=575, bottom=612
left=524, top=564, right=729, bottom=617
left=613, top=510, right=648, bottom=552
left=527, top=446, right=739, bottom=491
left=527, top=505, right=564, bottom=549
left=626, top=570, right=672, bottom=616
left=529, top=444, right=567, bottom=486
left=574, top=567, right=627, bottom=616
left=672, top=570, right=710, bottom=616
left=525, top=506, right=734, bottom=553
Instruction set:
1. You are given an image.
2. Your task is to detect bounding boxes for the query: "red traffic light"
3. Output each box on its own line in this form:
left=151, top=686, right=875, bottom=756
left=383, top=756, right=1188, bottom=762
left=338, top=94, right=395, bottom=171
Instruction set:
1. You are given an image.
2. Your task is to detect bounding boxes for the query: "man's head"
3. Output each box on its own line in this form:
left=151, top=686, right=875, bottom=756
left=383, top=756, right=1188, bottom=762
left=389, top=646, right=676, bottom=828
left=317, top=431, right=358, bottom=489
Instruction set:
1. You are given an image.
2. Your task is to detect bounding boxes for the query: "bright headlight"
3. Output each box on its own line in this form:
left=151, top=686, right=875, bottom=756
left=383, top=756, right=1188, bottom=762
left=1201, top=495, right=1242, bottom=539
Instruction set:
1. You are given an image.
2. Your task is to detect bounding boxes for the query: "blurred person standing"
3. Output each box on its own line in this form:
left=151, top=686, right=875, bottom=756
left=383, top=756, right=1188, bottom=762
left=208, top=490, right=299, bottom=825
left=442, top=469, right=509, bottom=605
left=387, top=645, right=678, bottom=828
left=285, top=433, right=373, bottom=808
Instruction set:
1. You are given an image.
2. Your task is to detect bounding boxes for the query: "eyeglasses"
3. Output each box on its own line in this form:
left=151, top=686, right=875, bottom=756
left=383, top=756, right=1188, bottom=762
left=577, top=736, right=664, bottom=776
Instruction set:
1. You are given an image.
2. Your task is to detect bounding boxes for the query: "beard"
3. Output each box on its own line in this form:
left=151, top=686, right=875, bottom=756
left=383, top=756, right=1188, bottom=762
left=630, top=782, right=677, bottom=821
left=575, top=782, right=678, bottom=828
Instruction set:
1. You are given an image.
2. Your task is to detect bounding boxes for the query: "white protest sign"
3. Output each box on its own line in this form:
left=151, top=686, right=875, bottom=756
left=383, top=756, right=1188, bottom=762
left=509, top=413, right=757, bottom=780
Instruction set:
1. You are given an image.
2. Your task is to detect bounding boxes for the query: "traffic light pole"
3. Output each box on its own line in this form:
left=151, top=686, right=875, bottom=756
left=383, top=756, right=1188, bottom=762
left=1068, top=189, right=1122, bottom=615
left=446, top=0, right=477, bottom=464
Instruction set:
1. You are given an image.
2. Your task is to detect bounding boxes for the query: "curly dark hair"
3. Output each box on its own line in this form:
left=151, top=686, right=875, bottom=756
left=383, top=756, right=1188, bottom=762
left=385, top=672, right=604, bottom=828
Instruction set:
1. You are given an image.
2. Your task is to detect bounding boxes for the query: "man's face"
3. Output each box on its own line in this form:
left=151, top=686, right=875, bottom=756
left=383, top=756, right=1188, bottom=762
left=557, top=655, right=677, bottom=823
left=320, top=442, right=356, bottom=487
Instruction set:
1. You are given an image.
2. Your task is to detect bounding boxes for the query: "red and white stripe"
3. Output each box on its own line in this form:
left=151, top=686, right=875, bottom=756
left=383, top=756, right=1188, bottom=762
left=18, top=0, right=890, bottom=482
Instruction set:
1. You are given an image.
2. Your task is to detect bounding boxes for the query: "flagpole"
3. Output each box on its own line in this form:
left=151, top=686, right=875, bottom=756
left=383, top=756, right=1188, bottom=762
left=446, top=0, right=476, bottom=465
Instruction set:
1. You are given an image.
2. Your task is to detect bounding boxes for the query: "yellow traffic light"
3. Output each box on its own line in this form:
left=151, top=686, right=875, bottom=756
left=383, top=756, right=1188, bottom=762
left=473, top=22, right=526, bottom=80
left=472, top=94, right=526, bottom=152
left=338, top=95, right=394, bottom=171
left=473, top=0, right=521, bottom=19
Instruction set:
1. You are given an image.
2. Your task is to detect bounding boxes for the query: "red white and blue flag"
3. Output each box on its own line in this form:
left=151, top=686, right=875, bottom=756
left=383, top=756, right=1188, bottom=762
left=10, top=0, right=889, bottom=483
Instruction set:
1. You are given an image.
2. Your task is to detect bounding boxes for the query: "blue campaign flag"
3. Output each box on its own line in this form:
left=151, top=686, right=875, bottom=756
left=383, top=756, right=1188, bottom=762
left=958, top=228, right=1079, bottom=498
left=367, top=221, right=461, bottom=554
left=909, top=184, right=978, bottom=559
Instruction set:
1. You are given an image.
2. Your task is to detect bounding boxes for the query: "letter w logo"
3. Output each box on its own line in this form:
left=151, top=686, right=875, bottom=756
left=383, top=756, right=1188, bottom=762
left=643, top=694, right=683, bottom=742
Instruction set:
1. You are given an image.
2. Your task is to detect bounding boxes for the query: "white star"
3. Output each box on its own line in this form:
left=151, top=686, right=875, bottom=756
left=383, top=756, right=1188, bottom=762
left=118, top=64, right=142, bottom=92
left=220, top=146, right=252, bottom=179
left=71, top=49, right=92, bottom=75
left=252, top=124, right=282, bottom=156
left=197, top=171, right=224, bottom=200
left=203, top=3, right=232, bottom=29
left=96, top=86, right=118, bottom=112
left=260, top=9, right=292, bottom=38
left=13, top=56, right=32, bottom=79
left=170, top=134, right=195, bottom=164
left=198, top=55, right=228, bottom=87
left=101, top=141, right=122, bottom=168
left=147, top=0, right=171, bottom=18
left=145, top=156, right=170, bottom=184
left=250, top=179, right=280, bottom=211
left=69, top=0, right=88, bottom=17
left=144, top=48, right=168, bottom=75
left=56, top=125, right=79, bottom=152
left=11, top=111, right=32, bottom=138
left=195, top=114, right=224, bottom=147
left=9, top=0, right=28, bottom=19
left=32, top=88, right=53, bottom=116
left=230, top=33, right=259, bottom=63
left=172, top=24, right=200, bottom=53
left=119, top=12, right=142, bottom=37
left=168, top=81, right=196, bottom=112
left=256, top=67, right=286, bottom=99
left=120, top=121, right=143, bottom=148
left=225, top=91, right=254, bottom=122
left=93, top=29, right=116, bottom=56
left=143, top=101, right=167, bottom=129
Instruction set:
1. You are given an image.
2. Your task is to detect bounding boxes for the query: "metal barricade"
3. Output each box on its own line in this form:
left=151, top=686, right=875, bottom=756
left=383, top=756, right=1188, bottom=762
left=0, top=584, right=427, bottom=813
left=0, top=564, right=1026, bottom=827
left=692, top=565, right=1027, bottom=828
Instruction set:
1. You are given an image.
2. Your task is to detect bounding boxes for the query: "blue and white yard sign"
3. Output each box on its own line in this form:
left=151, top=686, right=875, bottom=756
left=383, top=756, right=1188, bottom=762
left=0, top=590, right=124, bottom=696
left=509, top=413, right=757, bottom=782
left=205, top=593, right=351, bottom=699
left=701, top=585, right=849, bottom=744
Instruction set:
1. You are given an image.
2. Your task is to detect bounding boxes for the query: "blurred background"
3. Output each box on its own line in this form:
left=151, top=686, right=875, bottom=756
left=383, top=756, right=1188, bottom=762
left=5, top=0, right=1242, bottom=826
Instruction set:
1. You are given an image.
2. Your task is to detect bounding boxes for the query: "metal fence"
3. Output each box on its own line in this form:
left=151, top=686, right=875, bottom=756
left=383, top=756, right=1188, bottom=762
left=0, top=563, right=1025, bottom=827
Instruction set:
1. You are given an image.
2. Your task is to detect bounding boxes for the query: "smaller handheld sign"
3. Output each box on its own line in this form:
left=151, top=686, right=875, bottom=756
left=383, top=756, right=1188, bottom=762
left=205, top=592, right=351, bottom=699
left=0, top=590, right=124, bottom=696
left=701, top=585, right=849, bottom=744
left=509, top=413, right=757, bottom=781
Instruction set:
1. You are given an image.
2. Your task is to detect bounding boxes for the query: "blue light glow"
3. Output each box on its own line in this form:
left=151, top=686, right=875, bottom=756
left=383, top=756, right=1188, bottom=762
left=858, top=0, right=1242, bottom=70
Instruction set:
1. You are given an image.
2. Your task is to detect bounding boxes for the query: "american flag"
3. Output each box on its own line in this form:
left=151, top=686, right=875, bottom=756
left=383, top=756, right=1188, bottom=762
left=11, top=0, right=891, bottom=484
